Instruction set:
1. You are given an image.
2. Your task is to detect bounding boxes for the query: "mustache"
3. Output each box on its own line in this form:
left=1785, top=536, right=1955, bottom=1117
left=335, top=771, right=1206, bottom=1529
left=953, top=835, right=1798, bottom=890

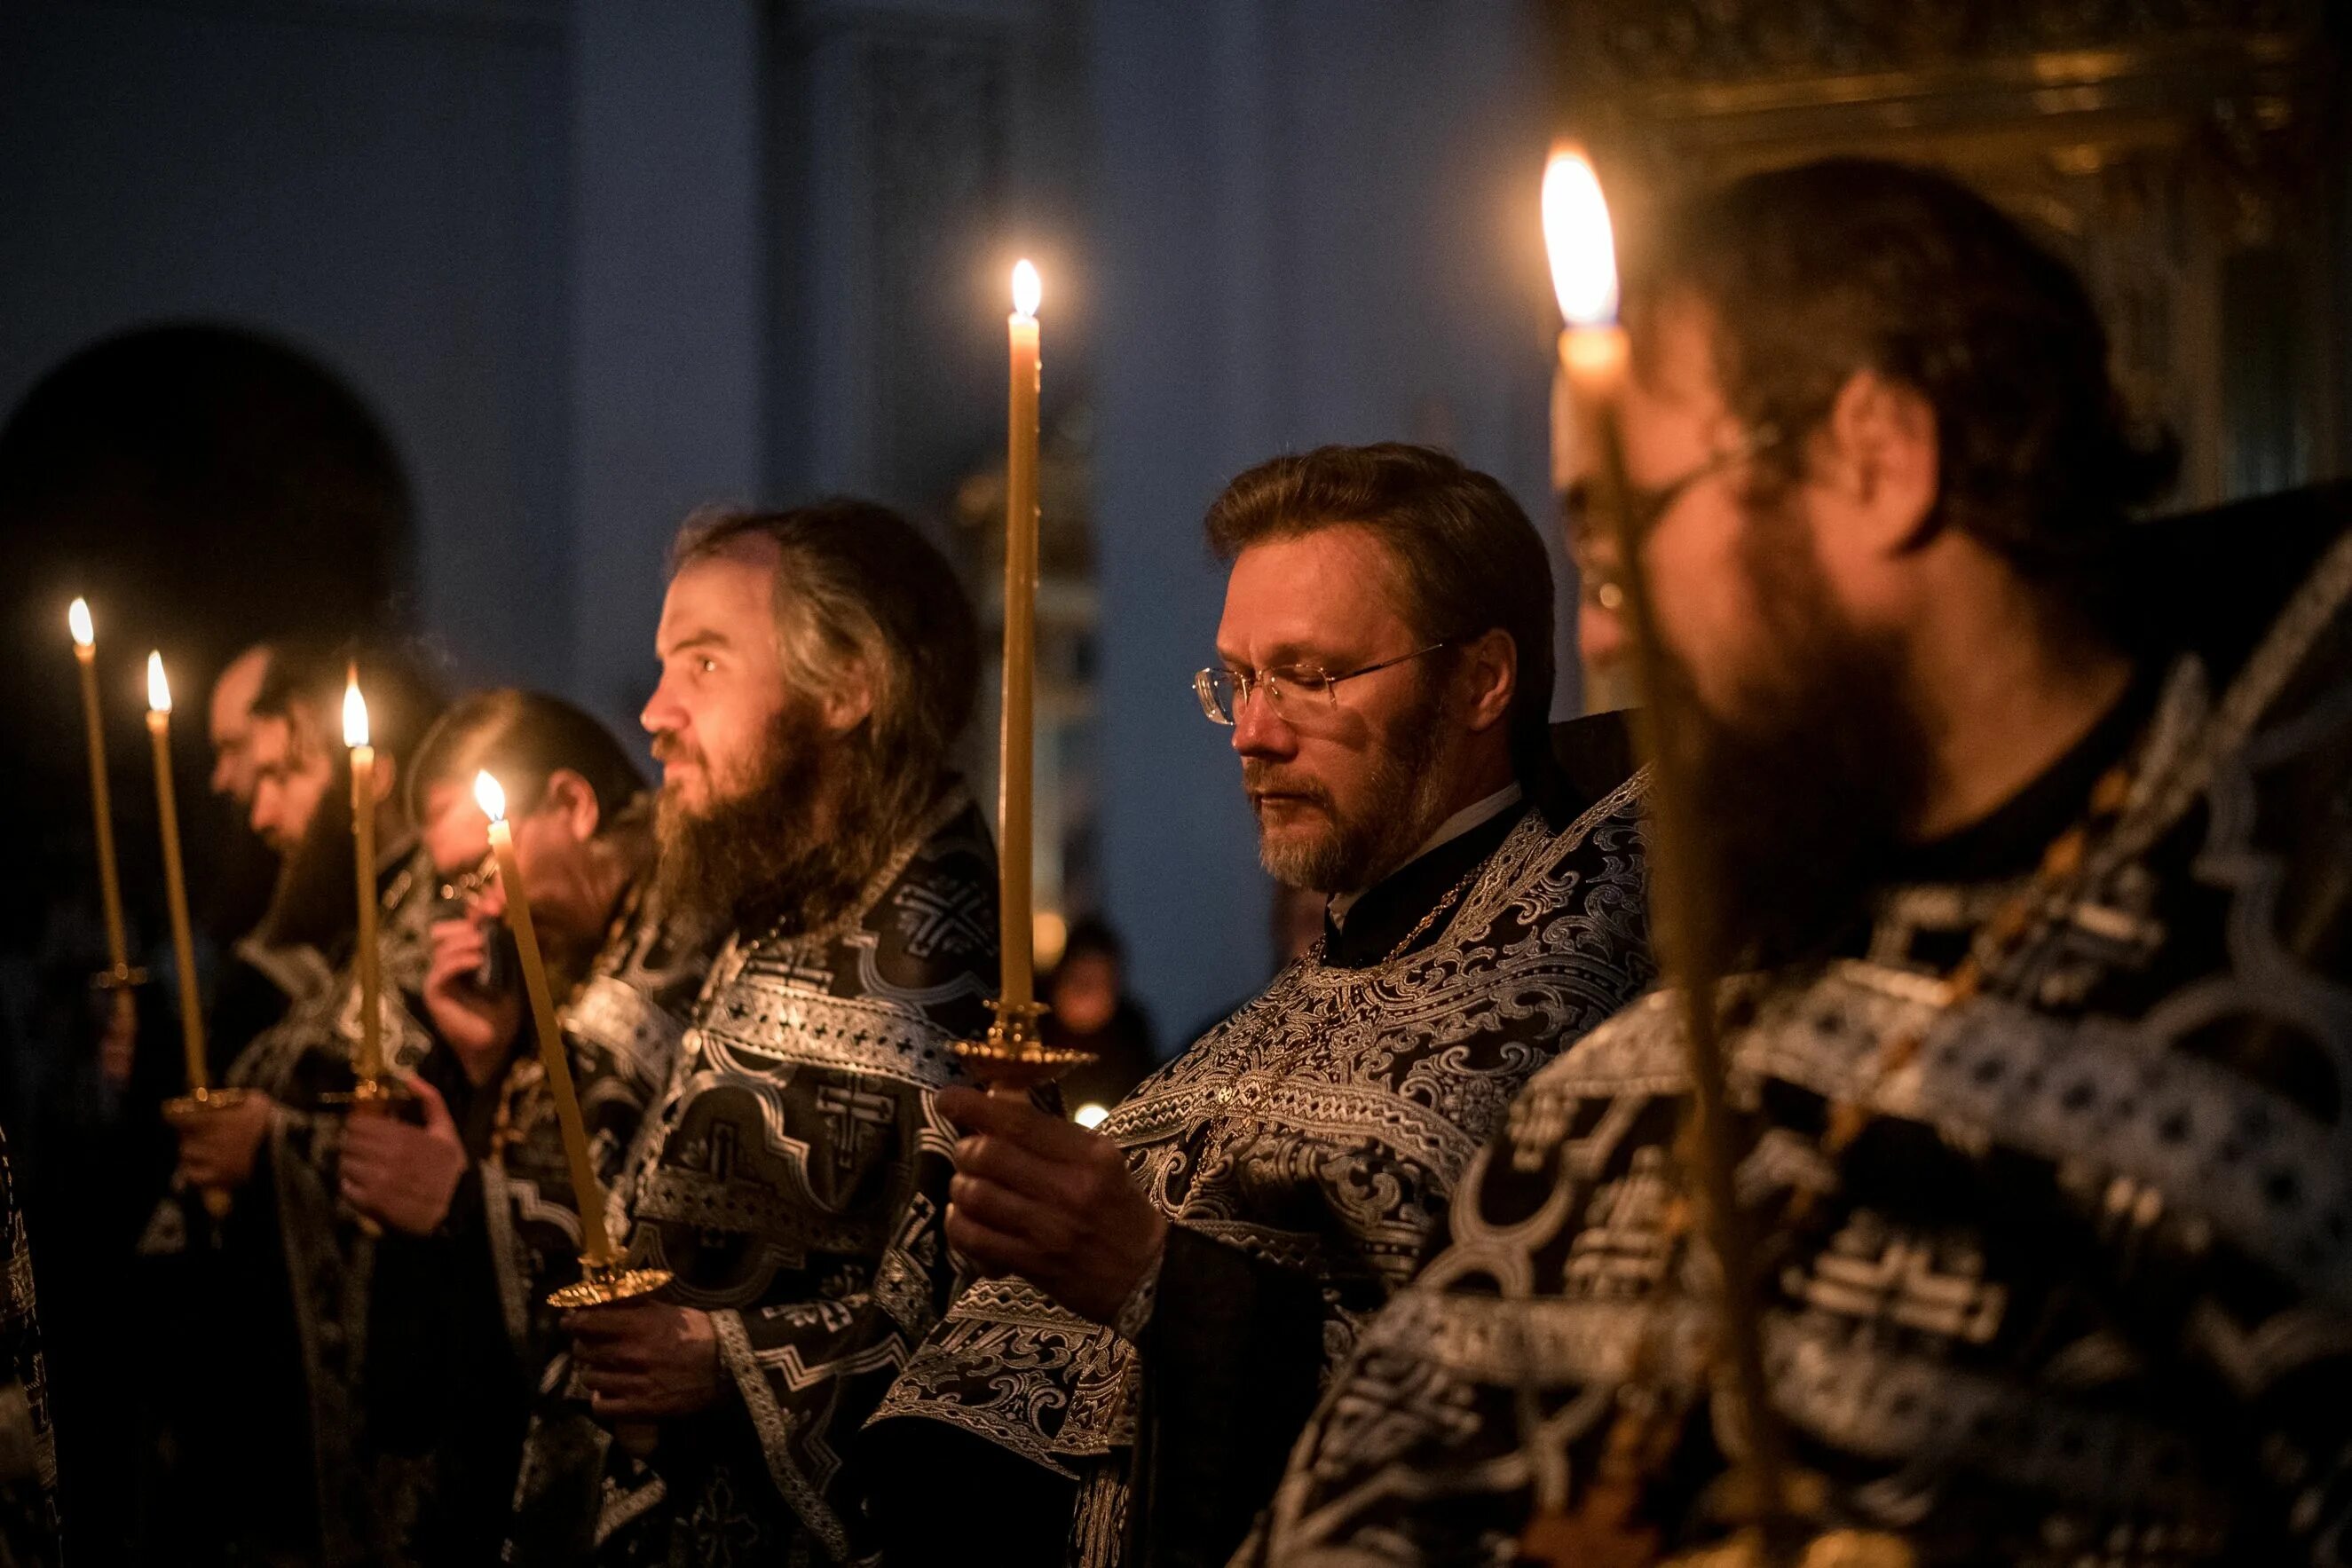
left=650, top=730, right=702, bottom=769
left=1240, top=761, right=1334, bottom=810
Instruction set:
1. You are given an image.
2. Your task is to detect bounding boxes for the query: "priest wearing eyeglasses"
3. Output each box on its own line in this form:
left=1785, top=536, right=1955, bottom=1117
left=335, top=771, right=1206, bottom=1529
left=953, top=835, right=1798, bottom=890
left=865, top=442, right=1656, bottom=1568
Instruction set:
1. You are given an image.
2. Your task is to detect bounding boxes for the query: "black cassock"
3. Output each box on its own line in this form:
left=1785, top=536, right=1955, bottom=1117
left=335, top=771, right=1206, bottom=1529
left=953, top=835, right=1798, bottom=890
left=1244, top=490, right=2352, bottom=1565
left=370, top=875, right=710, bottom=1566
left=0, top=1123, right=59, bottom=1567
left=582, top=792, right=998, bottom=1567
left=866, top=722, right=1654, bottom=1568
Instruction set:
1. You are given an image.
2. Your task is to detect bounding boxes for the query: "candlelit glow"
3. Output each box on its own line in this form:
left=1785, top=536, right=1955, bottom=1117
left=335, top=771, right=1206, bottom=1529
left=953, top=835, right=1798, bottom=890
left=68, top=598, right=93, bottom=650
left=1012, top=258, right=1041, bottom=320
left=146, top=652, right=171, bottom=714
left=1074, top=1103, right=1109, bottom=1131
left=1541, top=146, right=1619, bottom=327
left=343, top=680, right=370, bottom=749
left=474, top=770, right=508, bottom=824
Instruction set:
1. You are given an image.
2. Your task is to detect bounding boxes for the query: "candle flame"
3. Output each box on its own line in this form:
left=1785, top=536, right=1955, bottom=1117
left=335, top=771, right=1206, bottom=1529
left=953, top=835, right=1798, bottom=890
left=1011, top=258, right=1041, bottom=320
left=343, top=679, right=370, bottom=749
left=1541, top=146, right=1619, bottom=327
left=1074, top=1103, right=1110, bottom=1131
left=146, top=651, right=171, bottom=714
left=68, top=598, right=94, bottom=650
left=473, top=770, right=507, bottom=823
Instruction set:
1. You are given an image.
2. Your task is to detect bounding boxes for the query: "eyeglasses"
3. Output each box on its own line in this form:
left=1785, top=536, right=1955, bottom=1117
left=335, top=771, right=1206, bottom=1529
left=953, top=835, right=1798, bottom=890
left=1194, top=641, right=1450, bottom=726
left=1567, top=423, right=1785, bottom=608
left=437, top=850, right=501, bottom=905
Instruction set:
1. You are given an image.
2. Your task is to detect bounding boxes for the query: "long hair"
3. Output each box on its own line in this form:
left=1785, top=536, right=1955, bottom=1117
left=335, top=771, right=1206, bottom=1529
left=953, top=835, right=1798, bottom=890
left=670, top=498, right=979, bottom=859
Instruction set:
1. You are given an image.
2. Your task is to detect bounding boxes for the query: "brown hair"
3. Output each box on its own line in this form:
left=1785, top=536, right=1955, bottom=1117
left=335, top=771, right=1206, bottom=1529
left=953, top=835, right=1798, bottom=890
left=1204, top=443, right=1556, bottom=780
left=671, top=498, right=978, bottom=828
left=406, top=689, right=644, bottom=828
left=1631, top=157, right=2177, bottom=637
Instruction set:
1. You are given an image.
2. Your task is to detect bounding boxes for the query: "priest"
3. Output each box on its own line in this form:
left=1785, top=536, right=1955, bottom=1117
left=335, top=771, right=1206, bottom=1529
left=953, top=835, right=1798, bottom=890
left=154, top=639, right=446, bottom=1566
left=1245, top=160, right=2352, bottom=1565
left=335, top=689, right=711, bottom=1564
left=556, top=500, right=998, bottom=1564
left=867, top=443, right=1655, bottom=1567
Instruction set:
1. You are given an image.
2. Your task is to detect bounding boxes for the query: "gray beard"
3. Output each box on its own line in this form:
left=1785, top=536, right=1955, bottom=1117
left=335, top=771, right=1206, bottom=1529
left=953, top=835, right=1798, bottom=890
left=1253, top=678, right=1453, bottom=894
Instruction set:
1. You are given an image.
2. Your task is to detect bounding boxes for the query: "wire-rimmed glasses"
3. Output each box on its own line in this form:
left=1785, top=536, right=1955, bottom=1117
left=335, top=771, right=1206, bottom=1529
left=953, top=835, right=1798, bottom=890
left=1194, top=640, right=1451, bottom=726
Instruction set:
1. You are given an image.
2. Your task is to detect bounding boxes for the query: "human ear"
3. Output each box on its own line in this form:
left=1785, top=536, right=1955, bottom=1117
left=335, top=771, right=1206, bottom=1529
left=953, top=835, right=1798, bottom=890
left=1458, top=629, right=1518, bottom=734
left=1823, top=370, right=1939, bottom=555
left=539, top=769, right=603, bottom=842
left=817, top=666, right=877, bottom=737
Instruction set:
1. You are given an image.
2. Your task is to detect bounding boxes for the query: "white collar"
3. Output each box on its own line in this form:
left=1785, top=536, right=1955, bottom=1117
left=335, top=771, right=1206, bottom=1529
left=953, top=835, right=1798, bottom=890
left=1326, top=782, right=1524, bottom=929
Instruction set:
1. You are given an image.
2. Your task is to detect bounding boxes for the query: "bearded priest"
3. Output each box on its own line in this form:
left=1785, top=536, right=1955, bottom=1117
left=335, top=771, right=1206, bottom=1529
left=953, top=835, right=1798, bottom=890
left=556, top=501, right=998, bottom=1564
left=867, top=444, right=1657, bottom=1568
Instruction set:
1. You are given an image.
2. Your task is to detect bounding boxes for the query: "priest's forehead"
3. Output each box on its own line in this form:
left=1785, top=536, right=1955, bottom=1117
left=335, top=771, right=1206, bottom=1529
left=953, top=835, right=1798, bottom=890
left=656, top=537, right=785, bottom=659
left=1215, top=524, right=1421, bottom=666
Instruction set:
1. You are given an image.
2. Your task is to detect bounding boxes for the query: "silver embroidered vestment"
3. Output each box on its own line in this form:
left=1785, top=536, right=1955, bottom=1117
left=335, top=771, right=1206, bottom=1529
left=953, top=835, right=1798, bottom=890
left=872, top=776, right=1654, bottom=1567
left=591, top=795, right=998, bottom=1567
left=1246, top=516, right=2352, bottom=1566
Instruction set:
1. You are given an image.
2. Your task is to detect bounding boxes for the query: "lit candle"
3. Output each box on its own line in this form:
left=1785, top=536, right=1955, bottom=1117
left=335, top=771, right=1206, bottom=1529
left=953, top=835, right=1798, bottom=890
left=1000, top=258, right=1042, bottom=1011
left=477, top=771, right=617, bottom=1268
left=343, top=674, right=383, bottom=1086
left=146, top=653, right=208, bottom=1095
left=68, top=601, right=134, bottom=1012
left=1542, top=146, right=1629, bottom=427
left=1527, top=146, right=1794, bottom=1556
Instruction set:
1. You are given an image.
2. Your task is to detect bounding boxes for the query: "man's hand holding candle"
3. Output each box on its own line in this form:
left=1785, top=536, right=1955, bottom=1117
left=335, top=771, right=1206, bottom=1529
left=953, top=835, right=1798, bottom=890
left=340, top=1074, right=467, bottom=1236
left=169, top=1091, right=274, bottom=1190
left=567, top=1300, right=722, bottom=1419
left=936, top=1085, right=1166, bottom=1325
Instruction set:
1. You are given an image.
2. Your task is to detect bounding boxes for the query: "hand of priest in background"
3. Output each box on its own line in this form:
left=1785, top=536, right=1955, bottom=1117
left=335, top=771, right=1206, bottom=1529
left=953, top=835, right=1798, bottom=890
left=566, top=1300, right=723, bottom=1420
left=937, top=1085, right=1167, bottom=1326
left=168, top=1091, right=274, bottom=1190
left=340, top=1074, right=466, bottom=1236
left=423, top=916, right=522, bottom=1085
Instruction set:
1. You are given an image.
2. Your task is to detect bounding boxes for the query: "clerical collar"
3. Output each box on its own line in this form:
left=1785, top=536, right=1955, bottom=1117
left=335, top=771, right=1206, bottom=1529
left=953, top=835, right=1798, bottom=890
left=1322, top=784, right=1526, bottom=969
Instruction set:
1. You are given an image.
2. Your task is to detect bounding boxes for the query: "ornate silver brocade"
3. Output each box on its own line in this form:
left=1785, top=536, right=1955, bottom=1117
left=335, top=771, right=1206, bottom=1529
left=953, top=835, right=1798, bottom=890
left=588, top=794, right=998, bottom=1567
left=1248, top=525, right=2352, bottom=1568
left=870, top=776, right=1654, bottom=1561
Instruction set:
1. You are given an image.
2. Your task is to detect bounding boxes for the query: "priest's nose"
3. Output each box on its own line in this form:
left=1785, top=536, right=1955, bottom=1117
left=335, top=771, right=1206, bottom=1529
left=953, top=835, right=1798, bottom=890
left=1230, top=688, right=1296, bottom=760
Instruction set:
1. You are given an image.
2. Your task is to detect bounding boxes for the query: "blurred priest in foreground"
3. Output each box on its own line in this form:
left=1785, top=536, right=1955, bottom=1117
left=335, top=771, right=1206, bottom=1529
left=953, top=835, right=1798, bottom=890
left=867, top=443, right=1656, bottom=1567
left=1243, top=159, right=2352, bottom=1566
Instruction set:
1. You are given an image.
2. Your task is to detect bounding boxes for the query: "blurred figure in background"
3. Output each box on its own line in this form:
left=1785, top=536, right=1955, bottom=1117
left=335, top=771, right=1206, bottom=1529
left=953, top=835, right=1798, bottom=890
left=1044, top=917, right=1157, bottom=1122
left=147, top=638, right=445, bottom=1568
left=341, top=689, right=711, bottom=1566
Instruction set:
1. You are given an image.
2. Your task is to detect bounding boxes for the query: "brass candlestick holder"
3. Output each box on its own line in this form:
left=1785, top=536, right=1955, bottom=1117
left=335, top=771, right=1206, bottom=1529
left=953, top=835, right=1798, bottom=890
left=547, top=1258, right=673, bottom=1312
left=165, top=1083, right=249, bottom=1221
left=952, top=998, right=1092, bottom=1096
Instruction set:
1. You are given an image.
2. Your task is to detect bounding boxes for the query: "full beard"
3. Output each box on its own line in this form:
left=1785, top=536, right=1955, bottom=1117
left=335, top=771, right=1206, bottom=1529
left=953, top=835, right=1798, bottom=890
left=255, top=768, right=360, bottom=955
left=1248, top=674, right=1453, bottom=894
left=652, top=703, right=922, bottom=940
left=1663, top=501, right=1931, bottom=972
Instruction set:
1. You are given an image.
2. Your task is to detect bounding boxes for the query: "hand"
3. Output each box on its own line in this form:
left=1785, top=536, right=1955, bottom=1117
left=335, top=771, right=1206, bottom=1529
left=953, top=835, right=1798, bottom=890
left=168, top=1091, right=274, bottom=1190
left=98, top=990, right=136, bottom=1091
left=937, top=1085, right=1167, bottom=1324
left=340, top=1074, right=467, bottom=1236
left=423, top=918, right=521, bottom=1084
left=565, top=1301, right=722, bottom=1420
